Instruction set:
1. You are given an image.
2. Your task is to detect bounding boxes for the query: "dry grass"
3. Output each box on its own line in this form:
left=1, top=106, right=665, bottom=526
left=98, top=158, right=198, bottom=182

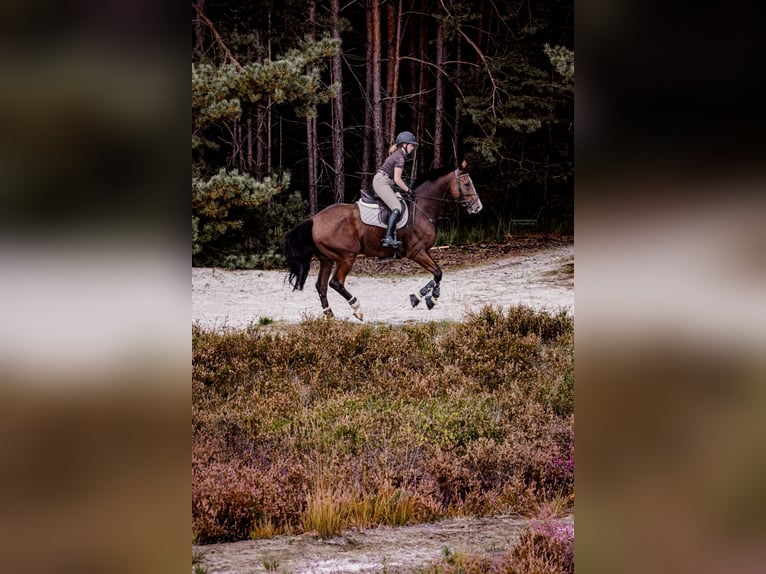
left=303, top=482, right=348, bottom=539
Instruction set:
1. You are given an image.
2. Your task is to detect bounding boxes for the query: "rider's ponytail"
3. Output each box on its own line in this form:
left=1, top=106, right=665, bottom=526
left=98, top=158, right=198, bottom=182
left=388, top=143, right=399, bottom=154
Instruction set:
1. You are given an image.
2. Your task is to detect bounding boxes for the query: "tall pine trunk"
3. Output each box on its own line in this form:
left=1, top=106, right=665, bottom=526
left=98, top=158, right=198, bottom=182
left=330, top=0, right=345, bottom=203
left=433, top=16, right=445, bottom=168
left=415, top=7, right=428, bottom=175
left=361, top=7, right=373, bottom=191
left=384, top=2, right=395, bottom=143
left=266, top=13, right=273, bottom=174
left=453, top=19, right=462, bottom=162
left=306, top=2, right=319, bottom=214
left=371, top=0, right=384, bottom=166
left=387, top=0, right=403, bottom=140
left=246, top=109, right=253, bottom=172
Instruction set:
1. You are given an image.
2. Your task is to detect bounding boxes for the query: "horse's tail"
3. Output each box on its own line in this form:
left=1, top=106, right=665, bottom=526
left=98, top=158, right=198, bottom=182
left=284, top=219, right=316, bottom=291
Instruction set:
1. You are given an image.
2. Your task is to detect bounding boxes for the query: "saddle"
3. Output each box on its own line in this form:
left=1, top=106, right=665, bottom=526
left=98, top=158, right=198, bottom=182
left=357, top=189, right=409, bottom=230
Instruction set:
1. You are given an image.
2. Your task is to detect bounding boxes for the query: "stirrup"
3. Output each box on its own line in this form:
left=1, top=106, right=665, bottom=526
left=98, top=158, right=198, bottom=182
left=382, top=236, right=401, bottom=248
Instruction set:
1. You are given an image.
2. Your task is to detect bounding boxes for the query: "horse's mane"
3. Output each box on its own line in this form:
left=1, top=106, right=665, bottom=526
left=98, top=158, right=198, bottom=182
left=412, top=166, right=455, bottom=189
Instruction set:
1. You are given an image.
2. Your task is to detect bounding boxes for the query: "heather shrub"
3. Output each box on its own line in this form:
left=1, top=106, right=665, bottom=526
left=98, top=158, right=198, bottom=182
left=191, top=435, right=308, bottom=542
left=192, top=459, right=262, bottom=542
left=509, top=514, right=574, bottom=574
left=192, top=305, right=574, bottom=542
left=412, top=515, right=574, bottom=574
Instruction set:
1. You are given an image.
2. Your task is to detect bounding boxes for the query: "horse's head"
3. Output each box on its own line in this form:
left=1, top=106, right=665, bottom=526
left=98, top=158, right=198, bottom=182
left=449, top=160, right=483, bottom=214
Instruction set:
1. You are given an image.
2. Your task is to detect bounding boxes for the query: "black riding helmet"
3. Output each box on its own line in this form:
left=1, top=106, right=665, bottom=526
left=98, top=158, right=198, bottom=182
left=395, top=131, right=418, bottom=146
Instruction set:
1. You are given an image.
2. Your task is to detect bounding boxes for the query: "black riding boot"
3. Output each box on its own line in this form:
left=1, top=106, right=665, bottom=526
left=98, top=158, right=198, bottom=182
left=381, top=209, right=401, bottom=248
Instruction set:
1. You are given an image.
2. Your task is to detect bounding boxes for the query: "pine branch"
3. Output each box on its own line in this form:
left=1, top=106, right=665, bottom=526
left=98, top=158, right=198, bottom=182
left=438, top=0, right=499, bottom=118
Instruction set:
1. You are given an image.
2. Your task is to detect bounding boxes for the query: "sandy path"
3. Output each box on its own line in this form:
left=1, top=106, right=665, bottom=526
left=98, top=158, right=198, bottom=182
left=193, top=514, right=574, bottom=574
left=192, top=245, right=573, bottom=329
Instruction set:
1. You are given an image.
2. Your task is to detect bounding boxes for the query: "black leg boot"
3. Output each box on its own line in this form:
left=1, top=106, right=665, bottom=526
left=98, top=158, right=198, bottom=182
left=381, top=209, right=401, bottom=247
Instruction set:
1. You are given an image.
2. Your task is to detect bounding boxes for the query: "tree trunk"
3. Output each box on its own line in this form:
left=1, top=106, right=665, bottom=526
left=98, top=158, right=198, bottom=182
left=407, top=9, right=418, bottom=130
left=246, top=108, right=253, bottom=172
left=362, top=6, right=373, bottom=191
left=384, top=1, right=395, bottom=143
left=255, top=105, right=265, bottom=178
left=266, top=12, right=273, bottom=174
left=331, top=0, right=345, bottom=204
left=306, top=2, right=318, bottom=214
left=415, top=6, right=428, bottom=176
left=388, top=0, right=403, bottom=140
left=194, top=0, right=207, bottom=53
left=234, top=118, right=245, bottom=171
left=307, top=115, right=318, bottom=214
left=433, top=16, right=446, bottom=168
left=454, top=19, right=462, bottom=162
left=371, top=0, right=384, bottom=166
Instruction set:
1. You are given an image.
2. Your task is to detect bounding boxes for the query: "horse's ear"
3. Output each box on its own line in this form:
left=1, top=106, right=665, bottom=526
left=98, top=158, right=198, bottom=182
left=460, top=160, right=467, bottom=170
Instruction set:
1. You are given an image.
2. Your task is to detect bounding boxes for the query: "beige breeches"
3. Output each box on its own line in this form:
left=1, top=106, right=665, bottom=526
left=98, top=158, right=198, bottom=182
left=372, top=172, right=401, bottom=211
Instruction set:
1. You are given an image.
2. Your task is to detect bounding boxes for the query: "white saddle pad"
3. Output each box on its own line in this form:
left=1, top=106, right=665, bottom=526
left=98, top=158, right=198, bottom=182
left=356, top=196, right=409, bottom=229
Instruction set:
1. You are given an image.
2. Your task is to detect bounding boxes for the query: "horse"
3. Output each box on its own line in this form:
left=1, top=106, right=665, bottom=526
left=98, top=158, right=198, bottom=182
left=283, top=161, right=483, bottom=320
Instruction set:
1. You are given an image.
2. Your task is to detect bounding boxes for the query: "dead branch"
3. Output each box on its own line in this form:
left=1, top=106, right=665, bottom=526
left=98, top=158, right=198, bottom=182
left=191, top=3, right=244, bottom=71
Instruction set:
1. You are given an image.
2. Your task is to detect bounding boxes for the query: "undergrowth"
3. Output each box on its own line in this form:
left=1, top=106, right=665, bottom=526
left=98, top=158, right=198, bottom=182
left=192, top=304, right=574, bottom=545
left=410, top=511, right=574, bottom=574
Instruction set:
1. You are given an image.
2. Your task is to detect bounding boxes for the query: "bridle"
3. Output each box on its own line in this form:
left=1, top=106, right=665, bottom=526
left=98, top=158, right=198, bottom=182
left=404, top=169, right=480, bottom=227
left=407, top=170, right=478, bottom=206
left=452, top=169, right=480, bottom=208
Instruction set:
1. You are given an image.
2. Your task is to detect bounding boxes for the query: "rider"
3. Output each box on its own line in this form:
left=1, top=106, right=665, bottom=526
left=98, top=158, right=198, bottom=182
left=373, top=131, right=417, bottom=248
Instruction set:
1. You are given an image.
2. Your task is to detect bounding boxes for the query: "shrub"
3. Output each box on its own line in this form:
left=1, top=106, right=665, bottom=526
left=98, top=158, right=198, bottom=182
left=509, top=515, right=574, bottom=574
left=192, top=306, right=574, bottom=542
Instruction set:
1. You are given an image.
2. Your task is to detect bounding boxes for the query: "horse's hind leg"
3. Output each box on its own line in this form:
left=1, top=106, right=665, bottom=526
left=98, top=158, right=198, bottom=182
left=315, top=256, right=335, bottom=318
left=329, top=257, right=363, bottom=321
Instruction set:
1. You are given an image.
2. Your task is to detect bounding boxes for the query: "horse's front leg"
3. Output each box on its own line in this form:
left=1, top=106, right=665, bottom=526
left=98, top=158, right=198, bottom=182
left=410, top=279, right=434, bottom=308
left=428, top=278, right=441, bottom=309
left=329, top=257, right=363, bottom=321
left=409, top=254, right=442, bottom=310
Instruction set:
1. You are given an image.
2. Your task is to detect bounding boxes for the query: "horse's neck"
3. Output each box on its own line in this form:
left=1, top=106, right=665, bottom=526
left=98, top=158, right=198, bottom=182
left=415, top=175, right=451, bottom=219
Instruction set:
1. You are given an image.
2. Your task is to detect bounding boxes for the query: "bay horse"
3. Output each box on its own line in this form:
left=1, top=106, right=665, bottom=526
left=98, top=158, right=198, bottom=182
left=283, top=161, right=483, bottom=320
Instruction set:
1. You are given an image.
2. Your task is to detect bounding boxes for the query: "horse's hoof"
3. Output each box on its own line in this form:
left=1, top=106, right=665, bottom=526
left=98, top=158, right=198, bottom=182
left=353, top=311, right=364, bottom=321
left=410, top=294, right=420, bottom=307
left=425, top=296, right=435, bottom=310
left=323, top=308, right=334, bottom=318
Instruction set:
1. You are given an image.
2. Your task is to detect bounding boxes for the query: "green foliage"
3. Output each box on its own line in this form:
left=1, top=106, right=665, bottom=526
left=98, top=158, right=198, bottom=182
left=544, top=44, right=575, bottom=84
left=192, top=170, right=307, bottom=267
left=191, top=32, right=336, bottom=267
left=192, top=36, right=340, bottom=131
left=462, top=46, right=572, bottom=184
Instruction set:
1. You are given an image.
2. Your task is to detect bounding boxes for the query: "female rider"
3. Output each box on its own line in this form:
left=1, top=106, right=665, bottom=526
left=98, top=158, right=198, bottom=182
left=372, top=131, right=418, bottom=247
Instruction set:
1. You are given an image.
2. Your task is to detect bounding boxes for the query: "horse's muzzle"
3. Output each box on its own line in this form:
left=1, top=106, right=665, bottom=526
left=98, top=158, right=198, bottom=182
left=467, top=199, right=483, bottom=214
